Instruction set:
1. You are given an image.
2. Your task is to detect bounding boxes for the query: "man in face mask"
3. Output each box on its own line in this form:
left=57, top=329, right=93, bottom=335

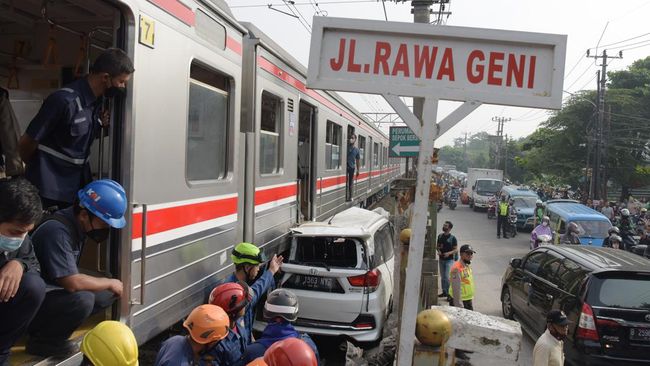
left=449, top=244, right=476, bottom=361
left=531, top=216, right=554, bottom=249
left=27, top=179, right=127, bottom=357
left=0, top=178, right=46, bottom=365
left=346, top=134, right=361, bottom=201
left=436, top=221, right=458, bottom=301
left=19, top=48, right=134, bottom=210
left=532, top=310, right=569, bottom=366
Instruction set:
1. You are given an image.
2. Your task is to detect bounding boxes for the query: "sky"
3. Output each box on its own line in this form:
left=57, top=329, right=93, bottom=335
left=224, top=0, right=650, bottom=146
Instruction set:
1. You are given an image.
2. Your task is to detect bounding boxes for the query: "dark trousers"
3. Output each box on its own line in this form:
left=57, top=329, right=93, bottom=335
left=0, top=273, right=46, bottom=363
left=28, top=289, right=116, bottom=343
left=346, top=166, right=355, bottom=200
left=497, top=215, right=508, bottom=237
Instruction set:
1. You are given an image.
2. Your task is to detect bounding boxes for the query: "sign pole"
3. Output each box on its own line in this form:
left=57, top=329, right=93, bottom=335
left=395, top=97, right=438, bottom=366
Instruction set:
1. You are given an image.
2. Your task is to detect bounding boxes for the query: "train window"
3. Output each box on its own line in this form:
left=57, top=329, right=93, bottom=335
left=373, top=142, right=379, bottom=167
left=186, top=62, right=230, bottom=181
left=260, top=91, right=283, bottom=174
left=195, top=10, right=226, bottom=50
left=326, top=121, right=342, bottom=170
left=358, top=135, right=366, bottom=167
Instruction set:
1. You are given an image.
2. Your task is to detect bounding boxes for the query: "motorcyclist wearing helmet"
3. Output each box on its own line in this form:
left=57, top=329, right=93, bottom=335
left=531, top=216, right=554, bottom=249
left=243, top=289, right=320, bottom=365
left=560, top=222, right=581, bottom=245
left=617, top=208, right=636, bottom=232
left=154, top=304, right=230, bottom=366
left=247, top=338, right=319, bottom=366
left=80, top=321, right=138, bottom=366
left=533, top=200, right=544, bottom=227
left=601, top=226, right=620, bottom=248
left=603, top=234, right=624, bottom=250
left=27, top=179, right=127, bottom=357
left=224, top=242, right=284, bottom=345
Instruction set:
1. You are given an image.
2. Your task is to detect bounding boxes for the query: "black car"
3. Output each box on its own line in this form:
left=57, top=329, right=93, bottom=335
left=501, top=245, right=650, bottom=366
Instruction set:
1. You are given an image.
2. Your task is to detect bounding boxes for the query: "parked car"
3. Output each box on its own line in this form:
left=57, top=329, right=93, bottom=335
left=256, top=207, right=395, bottom=342
left=501, top=245, right=650, bottom=366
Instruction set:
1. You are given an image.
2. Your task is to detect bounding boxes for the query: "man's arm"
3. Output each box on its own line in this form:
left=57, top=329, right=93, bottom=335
left=18, top=134, right=39, bottom=164
left=20, top=92, right=68, bottom=163
left=57, top=274, right=122, bottom=296
left=355, top=157, right=360, bottom=176
left=450, top=267, right=462, bottom=307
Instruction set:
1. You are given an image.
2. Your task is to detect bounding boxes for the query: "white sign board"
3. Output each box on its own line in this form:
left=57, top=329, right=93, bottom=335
left=307, top=17, right=567, bottom=109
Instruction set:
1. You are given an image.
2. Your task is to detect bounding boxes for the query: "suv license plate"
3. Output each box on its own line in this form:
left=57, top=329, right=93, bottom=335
left=292, top=275, right=336, bottom=291
left=629, top=328, right=650, bottom=342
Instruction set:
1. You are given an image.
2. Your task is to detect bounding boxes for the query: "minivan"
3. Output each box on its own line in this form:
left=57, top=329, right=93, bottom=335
left=501, top=245, right=650, bottom=366
left=545, top=200, right=612, bottom=246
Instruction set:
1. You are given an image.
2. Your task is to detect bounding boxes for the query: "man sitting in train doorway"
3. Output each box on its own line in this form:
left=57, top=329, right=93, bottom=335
left=346, top=133, right=360, bottom=201
left=26, top=179, right=127, bottom=357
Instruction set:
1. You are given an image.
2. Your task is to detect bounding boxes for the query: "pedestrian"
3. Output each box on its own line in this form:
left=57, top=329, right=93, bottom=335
left=449, top=245, right=476, bottom=311
left=154, top=304, right=230, bottom=366
left=19, top=48, right=134, bottom=209
left=436, top=221, right=458, bottom=302
left=601, top=202, right=614, bottom=222
left=560, top=222, right=581, bottom=244
left=80, top=320, right=138, bottom=366
left=246, top=338, right=318, bottom=366
left=223, top=242, right=283, bottom=345
left=242, top=289, right=319, bottom=365
left=26, top=179, right=127, bottom=357
left=0, top=178, right=46, bottom=365
left=532, top=310, right=569, bottom=366
left=497, top=195, right=510, bottom=239
left=530, top=216, right=553, bottom=249
left=346, top=133, right=360, bottom=201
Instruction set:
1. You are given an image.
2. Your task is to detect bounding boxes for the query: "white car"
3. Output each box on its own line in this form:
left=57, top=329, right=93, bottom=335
left=256, top=207, right=395, bottom=342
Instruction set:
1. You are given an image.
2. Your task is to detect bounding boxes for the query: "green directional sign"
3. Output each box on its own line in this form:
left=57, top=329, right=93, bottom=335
left=389, top=126, right=420, bottom=157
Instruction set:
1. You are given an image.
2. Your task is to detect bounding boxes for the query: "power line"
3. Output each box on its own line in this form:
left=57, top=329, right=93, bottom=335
left=231, top=0, right=377, bottom=8
left=588, top=32, right=650, bottom=49
left=619, top=41, right=650, bottom=52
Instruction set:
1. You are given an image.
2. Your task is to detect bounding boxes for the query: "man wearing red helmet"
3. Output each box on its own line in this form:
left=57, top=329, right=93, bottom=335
left=247, top=338, right=318, bottom=366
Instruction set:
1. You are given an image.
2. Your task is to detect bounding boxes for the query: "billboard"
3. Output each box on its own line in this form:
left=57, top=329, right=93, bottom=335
left=307, top=17, right=567, bottom=109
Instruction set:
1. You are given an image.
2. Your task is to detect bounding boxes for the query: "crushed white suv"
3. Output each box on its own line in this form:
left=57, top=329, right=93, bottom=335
left=256, top=207, right=395, bottom=342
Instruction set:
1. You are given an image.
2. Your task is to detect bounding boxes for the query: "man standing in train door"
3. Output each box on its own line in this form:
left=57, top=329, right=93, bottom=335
left=18, top=48, right=134, bottom=210
left=346, top=133, right=360, bottom=201
left=26, top=179, right=127, bottom=357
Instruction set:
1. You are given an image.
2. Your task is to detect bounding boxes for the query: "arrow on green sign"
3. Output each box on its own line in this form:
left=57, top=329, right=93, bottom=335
left=391, top=143, right=420, bottom=155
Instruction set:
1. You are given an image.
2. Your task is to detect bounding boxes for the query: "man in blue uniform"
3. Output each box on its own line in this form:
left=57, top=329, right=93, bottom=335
left=19, top=48, right=134, bottom=209
left=346, top=133, right=360, bottom=201
left=0, top=178, right=45, bottom=365
left=26, top=179, right=127, bottom=357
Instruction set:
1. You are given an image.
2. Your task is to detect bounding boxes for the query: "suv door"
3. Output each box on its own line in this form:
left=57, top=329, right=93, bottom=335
left=525, top=252, right=564, bottom=334
left=509, top=250, right=547, bottom=328
left=373, top=224, right=394, bottom=314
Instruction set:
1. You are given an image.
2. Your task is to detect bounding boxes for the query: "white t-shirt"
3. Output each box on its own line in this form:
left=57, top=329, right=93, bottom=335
left=532, top=329, right=565, bottom=366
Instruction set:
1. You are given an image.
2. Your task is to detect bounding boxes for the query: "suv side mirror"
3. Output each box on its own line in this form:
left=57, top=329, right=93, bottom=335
left=472, top=185, right=476, bottom=190
left=510, top=258, right=522, bottom=268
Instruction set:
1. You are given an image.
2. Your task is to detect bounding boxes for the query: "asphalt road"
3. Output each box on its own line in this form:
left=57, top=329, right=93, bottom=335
left=436, top=202, right=535, bottom=365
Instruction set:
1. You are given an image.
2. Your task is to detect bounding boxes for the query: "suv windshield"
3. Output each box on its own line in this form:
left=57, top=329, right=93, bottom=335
left=573, top=220, right=610, bottom=238
left=476, top=180, right=502, bottom=196
left=587, top=275, right=650, bottom=309
left=293, top=236, right=361, bottom=268
left=513, top=197, right=537, bottom=208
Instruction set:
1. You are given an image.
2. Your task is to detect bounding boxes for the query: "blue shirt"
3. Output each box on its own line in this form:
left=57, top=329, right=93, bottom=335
left=242, top=321, right=320, bottom=365
left=155, top=336, right=195, bottom=366
left=347, top=145, right=360, bottom=169
left=25, top=78, right=100, bottom=202
left=31, top=207, right=85, bottom=286
left=205, top=324, right=246, bottom=366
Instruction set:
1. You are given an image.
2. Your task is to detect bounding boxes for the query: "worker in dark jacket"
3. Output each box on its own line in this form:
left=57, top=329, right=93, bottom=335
left=0, top=178, right=46, bottom=365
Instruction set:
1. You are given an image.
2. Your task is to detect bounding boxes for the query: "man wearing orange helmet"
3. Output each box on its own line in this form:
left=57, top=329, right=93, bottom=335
left=154, top=304, right=230, bottom=366
left=246, top=338, right=318, bottom=366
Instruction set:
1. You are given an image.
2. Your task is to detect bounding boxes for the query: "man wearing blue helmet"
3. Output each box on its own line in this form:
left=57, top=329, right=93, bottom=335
left=26, top=179, right=127, bottom=357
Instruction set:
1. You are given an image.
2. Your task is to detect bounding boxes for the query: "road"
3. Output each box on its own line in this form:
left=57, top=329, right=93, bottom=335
left=437, top=202, right=535, bottom=365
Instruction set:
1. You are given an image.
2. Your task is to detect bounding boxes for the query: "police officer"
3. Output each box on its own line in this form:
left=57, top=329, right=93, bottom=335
left=449, top=244, right=476, bottom=310
left=26, top=179, right=127, bottom=357
left=497, top=196, right=510, bottom=239
left=80, top=321, right=138, bottom=366
left=19, top=48, right=134, bottom=209
left=0, top=178, right=45, bottom=365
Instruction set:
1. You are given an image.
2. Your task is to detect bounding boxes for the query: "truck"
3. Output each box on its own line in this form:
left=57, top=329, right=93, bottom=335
left=467, top=168, right=504, bottom=210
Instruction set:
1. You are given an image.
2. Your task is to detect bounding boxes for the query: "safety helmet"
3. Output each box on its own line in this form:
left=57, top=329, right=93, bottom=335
left=568, top=222, right=579, bottom=233
left=182, top=304, right=229, bottom=345
left=621, top=208, right=630, bottom=217
left=609, top=234, right=622, bottom=243
left=80, top=321, right=138, bottom=366
left=232, top=242, right=267, bottom=265
left=542, top=216, right=550, bottom=223
left=264, top=289, right=299, bottom=322
left=78, top=179, right=127, bottom=228
left=209, top=282, right=251, bottom=318
left=264, top=338, right=318, bottom=366
left=642, top=208, right=648, bottom=213
left=247, top=358, right=268, bottom=366
left=607, top=226, right=620, bottom=235
left=536, top=200, right=543, bottom=206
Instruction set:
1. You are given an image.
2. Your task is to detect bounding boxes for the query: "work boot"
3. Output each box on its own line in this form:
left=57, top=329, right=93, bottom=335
left=26, top=338, right=76, bottom=357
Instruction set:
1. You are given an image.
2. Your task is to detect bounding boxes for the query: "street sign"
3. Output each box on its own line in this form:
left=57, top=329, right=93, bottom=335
left=389, top=126, right=420, bottom=157
left=308, top=17, right=567, bottom=109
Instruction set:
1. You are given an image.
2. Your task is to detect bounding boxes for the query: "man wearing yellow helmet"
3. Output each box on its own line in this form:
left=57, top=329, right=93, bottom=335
left=224, top=242, right=283, bottom=345
left=80, top=321, right=138, bottom=366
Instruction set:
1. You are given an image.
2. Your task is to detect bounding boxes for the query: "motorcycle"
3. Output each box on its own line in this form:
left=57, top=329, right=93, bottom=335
left=507, top=213, right=518, bottom=238
left=536, top=234, right=553, bottom=247
left=448, top=190, right=459, bottom=210
left=487, top=196, right=497, bottom=219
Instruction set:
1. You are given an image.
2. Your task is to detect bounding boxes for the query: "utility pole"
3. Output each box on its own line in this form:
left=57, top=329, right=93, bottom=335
left=587, top=49, right=621, bottom=201
left=463, top=132, right=468, bottom=170
left=492, top=116, right=511, bottom=170
left=504, top=134, right=508, bottom=179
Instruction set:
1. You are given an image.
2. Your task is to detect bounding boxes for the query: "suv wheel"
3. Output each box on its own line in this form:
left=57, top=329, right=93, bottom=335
left=501, top=287, right=514, bottom=320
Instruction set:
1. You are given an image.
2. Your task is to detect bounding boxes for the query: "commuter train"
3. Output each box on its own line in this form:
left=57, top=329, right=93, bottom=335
left=0, top=0, right=402, bottom=354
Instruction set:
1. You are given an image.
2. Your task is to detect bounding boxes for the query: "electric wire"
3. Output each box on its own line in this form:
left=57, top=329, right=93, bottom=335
left=619, top=41, right=650, bottom=52
left=231, top=0, right=377, bottom=8
left=588, top=32, right=650, bottom=50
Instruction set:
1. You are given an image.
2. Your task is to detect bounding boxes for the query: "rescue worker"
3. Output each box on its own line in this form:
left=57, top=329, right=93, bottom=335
left=449, top=244, right=476, bottom=361
left=247, top=338, right=319, bottom=366
left=206, top=282, right=252, bottom=366
left=80, top=321, right=138, bottom=366
left=601, top=226, right=620, bottom=248
left=0, top=178, right=45, bottom=365
left=531, top=216, right=553, bottom=249
left=560, top=222, right=581, bottom=245
left=533, top=200, right=544, bottom=227
left=497, top=195, right=510, bottom=239
left=242, top=289, right=319, bottom=365
left=346, top=133, right=360, bottom=201
left=224, top=242, right=283, bottom=344
left=26, top=179, right=127, bottom=357
left=532, top=310, right=569, bottom=366
left=19, top=48, right=134, bottom=209
left=154, top=304, right=230, bottom=366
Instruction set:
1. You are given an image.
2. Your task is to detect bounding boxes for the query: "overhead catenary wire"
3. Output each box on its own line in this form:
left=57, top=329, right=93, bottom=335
left=231, top=0, right=377, bottom=8
left=588, top=32, right=650, bottom=50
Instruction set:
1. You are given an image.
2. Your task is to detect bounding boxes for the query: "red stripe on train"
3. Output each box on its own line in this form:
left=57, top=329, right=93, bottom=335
left=148, top=0, right=195, bottom=26
left=226, top=36, right=242, bottom=56
left=255, top=184, right=297, bottom=205
left=132, top=197, right=238, bottom=239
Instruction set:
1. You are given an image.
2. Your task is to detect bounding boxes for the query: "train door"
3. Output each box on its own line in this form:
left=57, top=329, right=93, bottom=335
left=298, top=101, right=316, bottom=220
